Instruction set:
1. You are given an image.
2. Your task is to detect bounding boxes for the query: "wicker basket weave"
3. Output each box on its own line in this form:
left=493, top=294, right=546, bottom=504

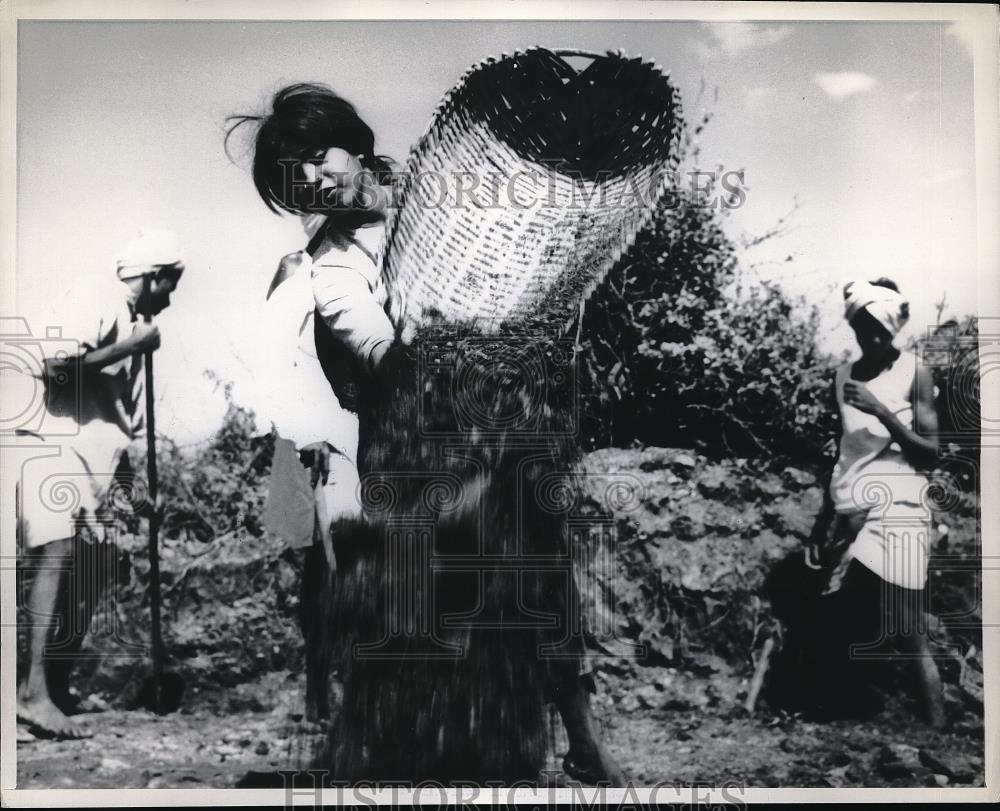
left=382, top=46, right=683, bottom=334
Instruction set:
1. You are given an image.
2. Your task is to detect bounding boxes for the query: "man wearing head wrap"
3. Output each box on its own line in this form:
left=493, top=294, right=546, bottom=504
left=842, top=279, right=911, bottom=340
left=804, top=277, right=944, bottom=727
left=16, top=228, right=184, bottom=740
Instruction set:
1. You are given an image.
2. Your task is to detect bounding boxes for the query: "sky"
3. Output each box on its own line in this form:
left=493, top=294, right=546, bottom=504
left=15, top=17, right=984, bottom=445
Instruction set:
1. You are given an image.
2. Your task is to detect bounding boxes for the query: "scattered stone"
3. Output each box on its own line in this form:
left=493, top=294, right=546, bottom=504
left=81, top=693, right=110, bottom=712
left=619, top=693, right=641, bottom=713
left=255, top=741, right=270, bottom=756
left=635, top=685, right=662, bottom=710
left=919, top=749, right=976, bottom=783
left=876, top=761, right=914, bottom=780
left=214, top=743, right=240, bottom=758
left=829, top=751, right=851, bottom=768
left=782, top=467, right=817, bottom=490
left=823, top=765, right=850, bottom=788
left=753, top=477, right=786, bottom=502
left=760, top=499, right=815, bottom=540
left=669, top=514, right=702, bottom=541
left=653, top=672, right=674, bottom=691
left=886, top=743, right=921, bottom=768
left=686, top=652, right=727, bottom=676
left=917, top=749, right=952, bottom=778
left=663, top=697, right=693, bottom=712
left=696, top=467, right=733, bottom=500
left=932, top=774, right=949, bottom=787
left=672, top=453, right=696, bottom=470
left=638, top=449, right=674, bottom=472
left=99, top=757, right=129, bottom=772
left=876, top=743, right=930, bottom=780
left=638, top=630, right=675, bottom=664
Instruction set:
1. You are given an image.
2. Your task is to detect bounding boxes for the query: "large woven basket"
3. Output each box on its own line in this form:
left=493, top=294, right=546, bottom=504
left=381, top=46, right=683, bottom=335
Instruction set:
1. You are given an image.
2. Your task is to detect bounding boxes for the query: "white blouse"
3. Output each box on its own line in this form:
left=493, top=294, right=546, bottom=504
left=257, top=222, right=394, bottom=459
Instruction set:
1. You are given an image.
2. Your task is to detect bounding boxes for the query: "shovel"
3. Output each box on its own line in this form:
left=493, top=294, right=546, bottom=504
left=135, top=272, right=184, bottom=714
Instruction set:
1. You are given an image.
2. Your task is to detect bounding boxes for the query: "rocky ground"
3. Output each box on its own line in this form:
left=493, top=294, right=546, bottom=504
left=16, top=447, right=985, bottom=790
left=16, top=668, right=985, bottom=790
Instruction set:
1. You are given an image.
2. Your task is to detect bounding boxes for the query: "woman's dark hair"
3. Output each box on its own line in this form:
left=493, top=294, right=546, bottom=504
left=869, top=276, right=900, bottom=293
left=225, top=83, right=395, bottom=215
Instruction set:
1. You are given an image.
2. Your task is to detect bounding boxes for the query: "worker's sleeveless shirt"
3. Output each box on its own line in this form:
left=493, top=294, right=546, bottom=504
left=830, top=350, right=928, bottom=513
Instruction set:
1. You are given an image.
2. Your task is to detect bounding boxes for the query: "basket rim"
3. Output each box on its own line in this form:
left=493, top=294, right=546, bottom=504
left=381, top=45, right=683, bottom=337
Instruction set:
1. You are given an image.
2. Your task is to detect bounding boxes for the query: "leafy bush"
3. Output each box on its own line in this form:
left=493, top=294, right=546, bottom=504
left=578, top=191, right=838, bottom=467
left=128, top=374, right=274, bottom=544
left=78, top=382, right=296, bottom=704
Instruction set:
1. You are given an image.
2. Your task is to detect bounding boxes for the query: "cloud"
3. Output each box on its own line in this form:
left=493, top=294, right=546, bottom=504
left=947, top=20, right=975, bottom=57
left=813, top=72, right=877, bottom=99
left=916, top=168, right=964, bottom=189
left=695, top=23, right=792, bottom=58
left=747, top=86, right=777, bottom=100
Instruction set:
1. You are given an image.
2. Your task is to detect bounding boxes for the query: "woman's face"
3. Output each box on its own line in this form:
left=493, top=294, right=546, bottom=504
left=850, top=308, right=894, bottom=359
left=301, top=146, right=377, bottom=214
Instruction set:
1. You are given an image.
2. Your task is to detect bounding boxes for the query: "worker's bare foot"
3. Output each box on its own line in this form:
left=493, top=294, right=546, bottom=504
left=563, top=743, right=626, bottom=786
left=17, top=697, right=92, bottom=740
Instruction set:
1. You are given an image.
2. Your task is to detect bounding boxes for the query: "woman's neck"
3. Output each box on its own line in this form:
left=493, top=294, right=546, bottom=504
left=327, top=205, right=385, bottom=234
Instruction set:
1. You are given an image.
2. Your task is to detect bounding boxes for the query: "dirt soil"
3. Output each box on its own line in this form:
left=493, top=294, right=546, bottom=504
left=16, top=668, right=985, bottom=789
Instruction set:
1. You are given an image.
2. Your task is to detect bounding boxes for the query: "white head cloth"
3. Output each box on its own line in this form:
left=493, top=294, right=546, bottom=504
left=116, top=228, right=185, bottom=279
left=843, top=279, right=909, bottom=337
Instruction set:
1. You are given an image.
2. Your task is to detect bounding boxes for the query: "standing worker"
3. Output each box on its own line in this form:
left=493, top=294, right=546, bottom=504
left=16, top=229, right=184, bottom=739
left=228, top=83, right=398, bottom=726
left=806, top=277, right=945, bottom=727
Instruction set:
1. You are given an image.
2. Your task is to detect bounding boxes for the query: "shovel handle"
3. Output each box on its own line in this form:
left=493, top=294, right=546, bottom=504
left=141, top=275, right=164, bottom=711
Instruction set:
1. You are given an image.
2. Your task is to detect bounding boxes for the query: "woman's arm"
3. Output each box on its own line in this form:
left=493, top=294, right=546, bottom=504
left=843, top=365, right=939, bottom=469
left=312, top=264, right=395, bottom=373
